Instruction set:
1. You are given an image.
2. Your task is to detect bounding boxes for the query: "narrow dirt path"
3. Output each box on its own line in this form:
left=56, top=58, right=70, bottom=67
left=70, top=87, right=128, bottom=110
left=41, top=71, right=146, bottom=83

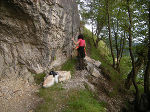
left=62, top=70, right=94, bottom=91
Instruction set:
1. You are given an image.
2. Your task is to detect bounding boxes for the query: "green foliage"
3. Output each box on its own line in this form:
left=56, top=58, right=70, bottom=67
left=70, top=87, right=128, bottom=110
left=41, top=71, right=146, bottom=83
left=83, top=27, right=110, bottom=60
left=54, top=56, right=56, bottom=60
left=98, top=41, right=111, bottom=57
left=120, top=56, right=132, bottom=78
left=130, top=84, right=144, bottom=96
left=34, top=73, right=46, bottom=85
left=134, top=43, right=148, bottom=60
left=63, top=89, right=106, bottom=112
left=83, top=27, right=111, bottom=64
left=61, top=58, right=77, bottom=75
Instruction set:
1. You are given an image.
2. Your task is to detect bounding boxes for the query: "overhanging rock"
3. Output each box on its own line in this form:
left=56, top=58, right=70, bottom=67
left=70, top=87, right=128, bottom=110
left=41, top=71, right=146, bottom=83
left=0, top=0, right=80, bottom=79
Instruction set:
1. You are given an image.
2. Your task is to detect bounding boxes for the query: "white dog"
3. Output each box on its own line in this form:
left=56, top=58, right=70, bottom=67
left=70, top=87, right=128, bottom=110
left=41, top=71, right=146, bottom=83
left=43, top=71, right=59, bottom=88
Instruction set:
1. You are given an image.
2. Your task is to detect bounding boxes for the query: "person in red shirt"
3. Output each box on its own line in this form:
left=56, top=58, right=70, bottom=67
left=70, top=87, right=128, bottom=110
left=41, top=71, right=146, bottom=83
left=72, top=34, right=86, bottom=70
left=75, top=46, right=87, bottom=56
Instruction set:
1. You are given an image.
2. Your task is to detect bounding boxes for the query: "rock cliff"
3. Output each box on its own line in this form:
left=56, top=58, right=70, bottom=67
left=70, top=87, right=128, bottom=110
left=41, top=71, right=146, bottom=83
left=0, top=0, right=80, bottom=79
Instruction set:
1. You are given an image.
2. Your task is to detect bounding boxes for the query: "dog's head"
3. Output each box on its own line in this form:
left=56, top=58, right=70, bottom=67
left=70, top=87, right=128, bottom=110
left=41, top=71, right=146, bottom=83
left=49, top=71, right=57, bottom=77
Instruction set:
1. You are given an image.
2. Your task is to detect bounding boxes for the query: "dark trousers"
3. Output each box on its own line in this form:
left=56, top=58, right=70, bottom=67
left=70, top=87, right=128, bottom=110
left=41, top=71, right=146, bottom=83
left=77, top=46, right=85, bottom=70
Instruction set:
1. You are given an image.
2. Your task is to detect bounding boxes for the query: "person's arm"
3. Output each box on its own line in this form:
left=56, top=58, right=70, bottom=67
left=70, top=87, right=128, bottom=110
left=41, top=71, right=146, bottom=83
left=72, top=38, right=80, bottom=45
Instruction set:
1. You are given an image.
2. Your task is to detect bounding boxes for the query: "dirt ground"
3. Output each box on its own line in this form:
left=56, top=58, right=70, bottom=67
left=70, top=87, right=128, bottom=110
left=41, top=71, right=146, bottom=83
left=0, top=77, right=42, bottom=112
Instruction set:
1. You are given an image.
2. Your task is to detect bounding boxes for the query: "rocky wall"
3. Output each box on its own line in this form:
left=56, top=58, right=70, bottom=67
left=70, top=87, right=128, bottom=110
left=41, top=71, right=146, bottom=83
left=0, top=0, right=80, bottom=79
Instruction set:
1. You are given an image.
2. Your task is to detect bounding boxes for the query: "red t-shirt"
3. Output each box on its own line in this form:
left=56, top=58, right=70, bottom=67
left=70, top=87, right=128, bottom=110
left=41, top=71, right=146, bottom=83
left=78, top=39, right=85, bottom=47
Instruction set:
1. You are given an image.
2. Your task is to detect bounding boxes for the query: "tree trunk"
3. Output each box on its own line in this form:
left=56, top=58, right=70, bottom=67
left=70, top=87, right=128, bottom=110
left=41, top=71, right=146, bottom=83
left=115, top=20, right=120, bottom=70
left=96, top=37, right=101, bottom=48
left=95, top=26, right=100, bottom=48
left=125, top=57, right=144, bottom=89
left=118, top=32, right=126, bottom=68
left=106, top=0, right=115, bottom=68
left=118, top=31, right=126, bottom=61
left=112, top=19, right=125, bottom=71
left=95, top=20, right=104, bottom=48
left=114, top=32, right=119, bottom=70
left=127, top=0, right=139, bottom=108
left=144, top=2, right=150, bottom=94
left=92, top=19, right=96, bottom=47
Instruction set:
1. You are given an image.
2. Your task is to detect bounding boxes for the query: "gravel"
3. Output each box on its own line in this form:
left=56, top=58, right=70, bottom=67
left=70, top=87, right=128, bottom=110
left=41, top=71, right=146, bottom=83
left=0, top=77, right=42, bottom=112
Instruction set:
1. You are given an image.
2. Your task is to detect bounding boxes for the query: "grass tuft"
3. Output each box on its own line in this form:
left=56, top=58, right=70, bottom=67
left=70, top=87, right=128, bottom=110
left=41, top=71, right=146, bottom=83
left=61, top=57, right=77, bottom=75
left=63, top=89, right=106, bottom=112
left=35, top=84, right=65, bottom=112
left=34, top=73, right=46, bottom=85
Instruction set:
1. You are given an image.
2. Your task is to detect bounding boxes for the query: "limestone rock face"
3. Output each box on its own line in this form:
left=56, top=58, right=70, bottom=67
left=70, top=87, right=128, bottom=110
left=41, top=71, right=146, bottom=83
left=0, top=0, right=80, bottom=78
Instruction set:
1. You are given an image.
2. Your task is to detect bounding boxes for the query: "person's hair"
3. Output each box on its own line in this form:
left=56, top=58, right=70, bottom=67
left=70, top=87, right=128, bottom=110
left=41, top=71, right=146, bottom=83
left=78, top=34, right=84, bottom=40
